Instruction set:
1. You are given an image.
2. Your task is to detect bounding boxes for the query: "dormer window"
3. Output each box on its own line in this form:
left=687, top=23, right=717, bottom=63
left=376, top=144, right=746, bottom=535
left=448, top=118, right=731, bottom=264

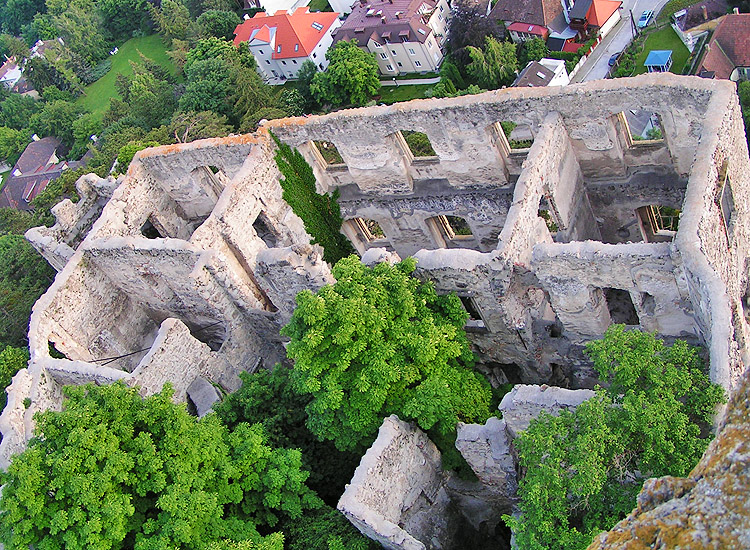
left=294, top=44, right=299, bottom=51
left=277, top=45, right=282, bottom=53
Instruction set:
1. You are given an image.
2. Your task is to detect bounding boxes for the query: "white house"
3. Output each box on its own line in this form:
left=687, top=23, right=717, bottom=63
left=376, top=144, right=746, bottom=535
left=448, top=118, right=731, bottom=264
left=234, top=7, right=342, bottom=84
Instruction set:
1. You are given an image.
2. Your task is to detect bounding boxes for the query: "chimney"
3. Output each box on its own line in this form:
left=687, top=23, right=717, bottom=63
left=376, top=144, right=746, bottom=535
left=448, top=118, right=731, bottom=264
left=734, top=6, right=740, bottom=13
left=701, top=5, right=707, bottom=20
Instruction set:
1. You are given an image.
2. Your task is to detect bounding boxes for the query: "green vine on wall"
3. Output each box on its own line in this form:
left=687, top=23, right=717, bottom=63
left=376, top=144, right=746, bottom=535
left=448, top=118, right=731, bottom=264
left=271, top=132, right=355, bottom=265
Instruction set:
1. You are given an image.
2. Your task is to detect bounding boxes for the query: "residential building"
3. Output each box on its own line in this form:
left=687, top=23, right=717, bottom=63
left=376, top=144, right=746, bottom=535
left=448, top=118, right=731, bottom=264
left=233, top=7, right=341, bottom=84
left=697, top=13, right=750, bottom=80
left=567, top=0, right=621, bottom=39
left=0, top=59, right=22, bottom=90
left=242, top=0, right=310, bottom=15
left=333, top=0, right=450, bottom=76
left=512, top=58, right=569, bottom=86
left=491, top=0, right=574, bottom=45
left=0, top=137, right=78, bottom=211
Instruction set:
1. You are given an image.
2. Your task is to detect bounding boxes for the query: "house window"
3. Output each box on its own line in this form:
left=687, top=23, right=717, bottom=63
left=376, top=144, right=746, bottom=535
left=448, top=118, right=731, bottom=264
left=259, top=49, right=264, bottom=54
left=397, top=62, right=403, bottom=67
left=380, top=52, right=388, bottom=59
left=440, top=4, right=444, bottom=10
left=295, top=44, right=299, bottom=51
left=418, top=28, right=426, bottom=35
left=312, top=21, right=324, bottom=30
left=277, top=45, right=281, bottom=53
left=415, top=60, right=421, bottom=67
left=374, top=41, right=382, bottom=47
left=282, top=60, right=286, bottom=65
left=319, top=63, right=324, bottom=70
left=438, top=13, right=443, bottom=20
left=272, top=70, right=278, bottom=77
left=292, top=59, right=297, bottom=64
left=401, top=36, right=409, bottom=42
left=386, top=64, right=394, bottom=71
left=313, top=52, right=317, bottom=58
left=391, top=49, right=397, bottom=55
left=266, top=60, right=271, bottom=64
left=408, top=48, right=415, bottom=55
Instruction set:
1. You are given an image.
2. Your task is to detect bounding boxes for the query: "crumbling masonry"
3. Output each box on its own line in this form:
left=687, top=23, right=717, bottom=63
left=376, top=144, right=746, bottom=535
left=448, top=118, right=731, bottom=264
left=3, top=73, right=750, bottom=547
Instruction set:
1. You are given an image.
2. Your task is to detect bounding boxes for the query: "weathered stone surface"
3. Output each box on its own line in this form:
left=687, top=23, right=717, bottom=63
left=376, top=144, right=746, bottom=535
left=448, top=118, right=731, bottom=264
left=186, top=376, right=221, bottom=417
left=338, top=416, right=457, bottom=550
left=499, top=384, right=596, bottom=438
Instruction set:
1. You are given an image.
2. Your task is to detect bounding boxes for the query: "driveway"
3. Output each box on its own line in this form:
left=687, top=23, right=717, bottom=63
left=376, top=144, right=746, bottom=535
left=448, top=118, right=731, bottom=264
left=571, top=0, right=673, bottom=82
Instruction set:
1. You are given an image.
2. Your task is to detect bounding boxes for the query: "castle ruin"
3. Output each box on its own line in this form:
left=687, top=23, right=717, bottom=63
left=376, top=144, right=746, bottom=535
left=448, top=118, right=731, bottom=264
left=3, top=73, right=750, bottom=547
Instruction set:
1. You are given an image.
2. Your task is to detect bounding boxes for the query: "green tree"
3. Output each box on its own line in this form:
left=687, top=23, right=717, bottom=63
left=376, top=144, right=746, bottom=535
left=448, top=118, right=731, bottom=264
left=196, top=9, right=241, bottom=40
left=126, top=71, right=177, bottom=128
left=0, top=234, right=54, bottom=348
left=149, top=0, right=192, bottom=44
left=47, top=0, right=109, bottom=63
left=518, top=37, right=549, bottom=66
left=283, top=255, right=492, bottom=452
left=97, top=0, right=150, bottom=37
left=29, top=99, right=85, bottom=148
left=240, top=106, right=287, bottom=132
left=295, top=59, right=319, bottom=111
left=0, top=126, right=29, bottom=165
left=206, top=535, right=285, bottom=550
left=115, top=140, right=159, bottom=173
left=166, top=110, right=233, bottom=143
left=506, top=326, right=726, bottom=550
left=271, top=133, right=354, bottom=264
left=0, top=93, right=39, bottom=130
left=179, top=57, right=232, bottom=116
left=310, top=40, right=379, bottom=107
left=278, top=87, right=306, bottom=117
left=70, top=113, right=101, bottom=159
left=0, top=345, right=28, bottom=411
left=0, top=382, right=320, bottom=550
left=466, top=36, right=518, bottom=89
left=1, top=0, right=45, bottom=35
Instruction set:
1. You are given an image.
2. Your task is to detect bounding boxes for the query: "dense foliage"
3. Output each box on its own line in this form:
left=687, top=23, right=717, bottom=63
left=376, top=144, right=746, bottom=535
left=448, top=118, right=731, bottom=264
left=0, top=345, right=27, bottom=410
left=283, top=255, right=492, bottom=452
left=466, top=36, right=518, bottom=90
left=310, top=40, right=380, bottom=107
left=0, top=382, right=320, bottom=550
left=271, top=132, right=354, bottom=264
left=506, top=326, right=725, bottom=550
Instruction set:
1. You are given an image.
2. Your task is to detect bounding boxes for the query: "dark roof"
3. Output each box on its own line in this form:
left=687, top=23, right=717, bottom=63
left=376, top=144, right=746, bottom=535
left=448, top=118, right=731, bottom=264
left=335, top=0, right=437, bottom=44
left=673, top=0, right=728, bottom=30
left=14, top=137, right=60, bottom=175
left=490, top=0, right=563, bottom=27
left=11, top=77, right=35, bottom=94
left=569, top=0, right=592, bottom=20
left=698, top=14, right=750, bottom=79
left=513, top=60, right=555, bottom=86
left=547, top=36, right=566, bottom=51
left=0, top=137, right=69, bottom=211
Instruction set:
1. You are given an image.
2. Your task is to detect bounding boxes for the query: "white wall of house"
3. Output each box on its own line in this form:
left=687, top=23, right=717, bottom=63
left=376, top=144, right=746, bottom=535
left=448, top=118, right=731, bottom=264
left=538, top=58, right=570, bottom=86
left=259, top=0, right=310, bottom=14
left=249, top=18, right=341, bottom=83
left=598, top=9, right=620, bottom=38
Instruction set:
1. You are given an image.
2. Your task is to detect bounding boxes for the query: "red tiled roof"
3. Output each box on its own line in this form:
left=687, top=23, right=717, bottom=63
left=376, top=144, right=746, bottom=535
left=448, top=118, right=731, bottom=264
left=588, top=0, right=621, bottom=26
left=562, top=41, right=583, bottom=52
left=234, top=7, right=340, bottom=59
left=507, top=22, right=548, bottom=35
left=698, top=14, right=750, bottom=79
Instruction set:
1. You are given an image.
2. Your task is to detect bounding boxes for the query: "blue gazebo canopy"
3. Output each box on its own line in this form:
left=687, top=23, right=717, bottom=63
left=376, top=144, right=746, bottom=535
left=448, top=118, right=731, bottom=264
left=644, top=50, right=673, bottom=72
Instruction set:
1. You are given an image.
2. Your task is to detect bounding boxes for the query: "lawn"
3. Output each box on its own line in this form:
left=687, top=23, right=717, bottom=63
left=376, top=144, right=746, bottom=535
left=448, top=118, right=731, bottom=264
left=633, top=27, right=690, bottom=75
left=376, top=83, right=434, bottom=104
left=75, top=34, right=177, bottom=119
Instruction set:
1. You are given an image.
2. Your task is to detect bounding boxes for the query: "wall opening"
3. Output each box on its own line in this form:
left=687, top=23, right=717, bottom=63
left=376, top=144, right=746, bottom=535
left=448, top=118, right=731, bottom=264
left=141, top=217, right=164, bottom=239
left=717, top=163, right=735, bottom=238
left=641, top=292, right=656, bottom=316
left=400, top=130, right=437, bottom=157
left=193, top=165, right=226, bottom=200
left=538, top=208, right=559, bottom=236
left=312, top=140, right=345, bottom=166
left=621, top=110, right=664, bottom=143
left=253, top=213, right=278, bottom=248
left=481, top=361, right=522, bottom=385
left=48, top=340, right=67, bottom=359
left=351, top=217, right=387, bottom=242
left=186, top=320, right=227, bottom=352
left=637, top=205, right=679, bottom=242
left=603, top=288, right=639, bottom=325
left=437, top=215, right=473, bottom=240
left=500, top=121, right=534, bottom=150
left=459, top=295, right=487, bottom=331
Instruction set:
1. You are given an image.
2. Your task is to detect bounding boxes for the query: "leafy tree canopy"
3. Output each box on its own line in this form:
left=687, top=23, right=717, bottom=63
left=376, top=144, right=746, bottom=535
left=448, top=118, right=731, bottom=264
left=310, top=40, right=379, bottom=107
left=466, top=36, right=518, bottom=90
left=283, top=255, right=492, bottom=451
left=196, top=9, right=241, bottom=41
left=506, top=326, right=726, bottom=550
left=0, top=345, right=28, bottom=411
left=0, top=382, right=320, bottom=550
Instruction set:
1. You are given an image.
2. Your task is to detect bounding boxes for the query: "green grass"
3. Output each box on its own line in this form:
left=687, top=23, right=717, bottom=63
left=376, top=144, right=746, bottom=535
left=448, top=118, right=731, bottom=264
left=75, top=34, right=177, bottom=119
left=633, top=27, right=690, bottom=75
left=393, top=71, right=439, bottom=80
left=376, top=83, right=433, bottom=104
left=307, top=0, right=332, bottom=11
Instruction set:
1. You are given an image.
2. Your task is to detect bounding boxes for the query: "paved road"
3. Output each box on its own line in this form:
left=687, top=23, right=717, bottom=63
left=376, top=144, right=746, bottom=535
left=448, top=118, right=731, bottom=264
left=572, top=0, right=673, bottom=83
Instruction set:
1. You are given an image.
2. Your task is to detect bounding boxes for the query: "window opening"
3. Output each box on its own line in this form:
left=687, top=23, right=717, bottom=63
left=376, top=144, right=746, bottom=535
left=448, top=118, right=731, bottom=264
left=313, top=140, right=344, bottom=165
left=459, top=295, right=487, bottom=330
left=400, top=130, right=436, bottom=157
left=538, top=209, right=559, bottom=234
left=141, top=217, right=163, bottom=239
left=437, top=215, right=472, bottom=239
left=638, top=205, right=679, bottom=242
left=353, top=218, right=386, bottom=241
left=187, top=320, right=227, bottom=352
left=718, top=170, right=735, bottom=235
left=622, top=110, right=664, bottom=142
left=500, top=121, right=533, bottom=149
left=253, top=213, right=278, bottom=248
left=603, top=288, right=639, bottom=325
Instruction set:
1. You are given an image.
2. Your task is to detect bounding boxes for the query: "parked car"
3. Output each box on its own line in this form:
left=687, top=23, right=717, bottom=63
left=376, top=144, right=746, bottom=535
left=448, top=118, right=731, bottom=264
left=638, top=9, right=655, bottom=28
left=608, top=51, right=622, bottom=67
